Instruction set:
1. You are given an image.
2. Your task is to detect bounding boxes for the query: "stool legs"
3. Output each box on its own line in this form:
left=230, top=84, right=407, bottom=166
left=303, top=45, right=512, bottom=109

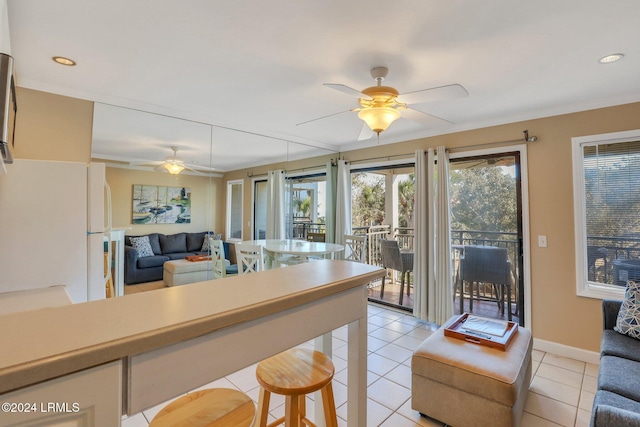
left=321, top=382, right=337, bottom=427
left=256, top=387, right=271, bottom=427
left=254, top=386, right=336, bottom=427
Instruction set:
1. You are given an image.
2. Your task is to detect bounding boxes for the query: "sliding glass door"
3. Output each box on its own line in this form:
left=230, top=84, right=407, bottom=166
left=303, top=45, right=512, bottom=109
left=449, top=152, right=525, bottom=325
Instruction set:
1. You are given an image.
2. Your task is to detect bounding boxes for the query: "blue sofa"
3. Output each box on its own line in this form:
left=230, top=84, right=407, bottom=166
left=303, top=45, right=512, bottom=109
left=124, top=232, right=233, bottom=285
left=592, top=300, right=640, bottom=426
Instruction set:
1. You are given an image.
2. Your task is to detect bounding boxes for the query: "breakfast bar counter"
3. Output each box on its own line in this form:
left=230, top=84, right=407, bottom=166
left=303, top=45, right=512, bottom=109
left=0, top=259, right=384, bottom=427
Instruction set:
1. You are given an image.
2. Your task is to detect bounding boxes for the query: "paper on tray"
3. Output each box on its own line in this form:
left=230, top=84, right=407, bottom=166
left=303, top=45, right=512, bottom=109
left=463, top=315, right=508, bottom=337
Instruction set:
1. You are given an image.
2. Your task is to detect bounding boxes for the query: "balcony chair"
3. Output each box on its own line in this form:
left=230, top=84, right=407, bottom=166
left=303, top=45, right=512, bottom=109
left=344, top=234, right=367, bottom=263
left=379, top=239, right=414, bottom=305
left=587, top=246, right=608, bottom=282
left=306, top=232, right=326, bottom=242
left=235, top=244, right=265, bottom=274
left=459, top=245, right=512, bottom=321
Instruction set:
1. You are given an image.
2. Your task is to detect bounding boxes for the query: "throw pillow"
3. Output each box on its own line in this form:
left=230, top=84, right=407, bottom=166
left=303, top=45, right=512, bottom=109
left=615, top=281, right=640, bottom=339
left=201, top=233, right=222, bottom=252
left=130, top=236, right=154, bottom=259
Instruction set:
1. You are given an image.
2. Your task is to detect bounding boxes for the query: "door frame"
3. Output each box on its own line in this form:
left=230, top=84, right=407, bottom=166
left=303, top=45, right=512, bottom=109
left=449, top=144, right=532, bottom=328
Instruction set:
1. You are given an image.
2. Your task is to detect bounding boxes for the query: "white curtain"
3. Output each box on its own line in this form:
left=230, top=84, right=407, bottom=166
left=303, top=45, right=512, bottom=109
left=428, top=146, right=454, bottom=324
left=334, top=160, right=351, bottom=258
left=324, top=161, right=338, bottom=243
left=266, top=169, right=286, bottom=239
left=413, top=150, right=429, bottom=320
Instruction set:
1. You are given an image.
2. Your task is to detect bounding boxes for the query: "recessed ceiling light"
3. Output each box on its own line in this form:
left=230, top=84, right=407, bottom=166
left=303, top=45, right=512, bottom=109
left=598, top=53, right=624, bottom=64
left=52, top=56, right=76, bottom=66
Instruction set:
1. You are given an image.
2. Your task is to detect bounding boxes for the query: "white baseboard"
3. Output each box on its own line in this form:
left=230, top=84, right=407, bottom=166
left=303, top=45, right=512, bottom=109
left=533, top=338, right=600, bottom=365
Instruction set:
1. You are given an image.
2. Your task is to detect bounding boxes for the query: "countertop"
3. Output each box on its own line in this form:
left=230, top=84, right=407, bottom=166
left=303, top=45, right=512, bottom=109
left=0, top=260, right=384, bottom=394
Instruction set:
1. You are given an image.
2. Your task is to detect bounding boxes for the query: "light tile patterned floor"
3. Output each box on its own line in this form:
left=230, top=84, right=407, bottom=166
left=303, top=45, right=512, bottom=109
left=121, top=290, right=596, bottom=427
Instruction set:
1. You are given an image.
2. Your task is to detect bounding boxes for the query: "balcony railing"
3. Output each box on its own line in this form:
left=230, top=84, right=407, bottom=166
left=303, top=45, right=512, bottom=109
left=587, top=235, right=640, bottom=285
left=353, top=225, right=391, bottom=266
left=292, top=219, right=325, bottom=239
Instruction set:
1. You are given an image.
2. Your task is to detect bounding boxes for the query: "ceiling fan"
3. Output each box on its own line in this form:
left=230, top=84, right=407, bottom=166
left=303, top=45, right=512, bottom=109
left=130, top=146, right=210, bottom=175
left=299, top=67, right=468, bottom=140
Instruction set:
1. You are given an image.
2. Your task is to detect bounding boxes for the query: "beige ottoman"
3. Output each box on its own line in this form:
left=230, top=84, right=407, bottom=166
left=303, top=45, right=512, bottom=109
left=411, top=318, right=532, bottom=427
left=163, top=259, right=213, bottom=286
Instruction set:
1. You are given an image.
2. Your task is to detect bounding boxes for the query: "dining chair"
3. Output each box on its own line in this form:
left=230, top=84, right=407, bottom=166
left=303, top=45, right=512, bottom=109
left=344, top=234, right=367, bottom=263
left=379, top=239, right=413, bottom=305
left=459, top=245, right=512, bottom=320
left=235, top=243, right=265, bottom=274
left=210, top=238, right=238, bottom=278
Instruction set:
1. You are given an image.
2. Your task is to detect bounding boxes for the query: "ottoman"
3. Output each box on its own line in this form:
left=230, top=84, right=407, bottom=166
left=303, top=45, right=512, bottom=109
left=411, top=318, right=532, bottom=427
left=163, top=259, right=213, bottom=286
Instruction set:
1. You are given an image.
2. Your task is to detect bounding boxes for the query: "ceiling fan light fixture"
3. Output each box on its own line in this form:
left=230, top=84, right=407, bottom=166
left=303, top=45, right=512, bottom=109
left=163, top=162, right=185, bottom=175
left=358, top=107, right=402, bottom=134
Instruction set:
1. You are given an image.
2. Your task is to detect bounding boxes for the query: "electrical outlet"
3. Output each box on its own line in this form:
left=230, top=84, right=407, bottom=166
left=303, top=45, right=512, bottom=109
left=538, top=235, right=548, bottom=248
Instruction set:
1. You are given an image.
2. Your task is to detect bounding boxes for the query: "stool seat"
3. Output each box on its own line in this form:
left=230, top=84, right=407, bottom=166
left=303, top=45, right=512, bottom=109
left=255, top=348, right=337, bottom=427
left=149, top=388, right=255, bottom=427
left=256, top=348, right=334, bottom=395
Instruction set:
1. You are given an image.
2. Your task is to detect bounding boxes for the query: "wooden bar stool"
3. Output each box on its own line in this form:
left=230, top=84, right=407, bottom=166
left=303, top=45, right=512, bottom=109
left=255, top=348, right=338, bottom=427
left=149, top=388, right=255, bottom=427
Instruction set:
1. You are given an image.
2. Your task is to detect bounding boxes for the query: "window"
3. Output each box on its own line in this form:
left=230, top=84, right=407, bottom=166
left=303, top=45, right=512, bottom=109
left=286, top=173, right=326, bottom=239
left=226, top=179, right=243, bottom=241
left=253, top=179, right=268, bottom=240
left=573, top=129, right=640, bottom=298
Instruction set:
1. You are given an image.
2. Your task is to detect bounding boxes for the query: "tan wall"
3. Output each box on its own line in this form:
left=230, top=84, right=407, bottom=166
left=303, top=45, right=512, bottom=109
left=106, top=167, right=224, bottom=237
left=14, top=87, right=93, bottom=162
left=227, top=102, right=640, bottom=353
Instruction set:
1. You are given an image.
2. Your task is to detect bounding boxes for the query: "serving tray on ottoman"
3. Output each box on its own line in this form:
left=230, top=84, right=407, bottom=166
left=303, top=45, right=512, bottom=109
left=444, top=313, right=518, bottom=351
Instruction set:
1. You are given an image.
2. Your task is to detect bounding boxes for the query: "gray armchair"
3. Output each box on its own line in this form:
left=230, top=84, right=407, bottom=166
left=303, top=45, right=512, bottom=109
left=379, top=239, right=413, bottom=305
left=459, top=245, right=512, bottom=320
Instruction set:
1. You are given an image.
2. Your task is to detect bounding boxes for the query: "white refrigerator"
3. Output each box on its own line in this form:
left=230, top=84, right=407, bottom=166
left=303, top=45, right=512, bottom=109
left=0, top=159, right=108, bottom=303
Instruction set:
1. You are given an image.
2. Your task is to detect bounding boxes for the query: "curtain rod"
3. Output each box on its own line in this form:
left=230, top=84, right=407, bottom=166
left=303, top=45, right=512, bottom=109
left=284, top=158, right=339, bottom=174
left=246, top=159, right=338, bottom=177
left=349, top=130, right=537, bottom=165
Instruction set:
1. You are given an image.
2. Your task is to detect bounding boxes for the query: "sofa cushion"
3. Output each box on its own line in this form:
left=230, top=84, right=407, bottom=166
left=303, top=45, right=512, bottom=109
left=592, top=390, right=640, bottom=427
left=148, top=233, right=162, bottom=255
left=137, top=255, right=170, bottom=269
left=130, top=236, right=154, bottom=258
left=615, top=281, right=640, bottom=340
left=598, top=355, right=640, bottom=402
left=159, top=233, right=187, bottom=254
left=126, top=233, right=162, bottom=255
left=601, top=329, right=640, bottom=363
left=187, top=232, right=207, bottom=252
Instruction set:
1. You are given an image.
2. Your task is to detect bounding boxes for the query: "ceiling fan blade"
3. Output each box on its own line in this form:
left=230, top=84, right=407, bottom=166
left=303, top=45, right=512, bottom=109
left=403, top=108, right=453, bottom=129
left=296, top=109, right=352, bottom=126
left=399, top=84, right=468, bottom=105
left=323, top=83, right=371, bottom=99
left=129, top=160, right=162, bottom=166
left=357, top=123, right=374, bottom=141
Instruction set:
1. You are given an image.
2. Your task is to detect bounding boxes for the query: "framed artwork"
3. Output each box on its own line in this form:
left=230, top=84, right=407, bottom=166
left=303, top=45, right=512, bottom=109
left=132, top=185, right=191, bottom=224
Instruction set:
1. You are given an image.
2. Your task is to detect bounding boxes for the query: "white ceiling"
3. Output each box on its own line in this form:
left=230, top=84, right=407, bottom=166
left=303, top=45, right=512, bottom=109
left=6, top=0, right=640, bottom=172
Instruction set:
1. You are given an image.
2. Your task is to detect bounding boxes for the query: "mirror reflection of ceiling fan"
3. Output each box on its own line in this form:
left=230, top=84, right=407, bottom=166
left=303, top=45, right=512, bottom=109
left=299, top=66, right=468, bottom=140
left=130, top=146, right=210, bottom=175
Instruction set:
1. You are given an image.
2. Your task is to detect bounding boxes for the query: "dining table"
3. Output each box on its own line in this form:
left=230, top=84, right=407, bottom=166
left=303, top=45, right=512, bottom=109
left=241, top=239, right=345, bottom=268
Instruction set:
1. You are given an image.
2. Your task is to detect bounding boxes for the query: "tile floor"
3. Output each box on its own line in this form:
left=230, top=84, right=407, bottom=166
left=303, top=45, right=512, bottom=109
left=122, top=284, right=596, bottom=427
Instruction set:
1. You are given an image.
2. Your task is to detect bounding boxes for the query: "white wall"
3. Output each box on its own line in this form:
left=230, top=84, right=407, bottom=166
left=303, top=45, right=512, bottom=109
left=0, top=160, right=89, bottom=302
